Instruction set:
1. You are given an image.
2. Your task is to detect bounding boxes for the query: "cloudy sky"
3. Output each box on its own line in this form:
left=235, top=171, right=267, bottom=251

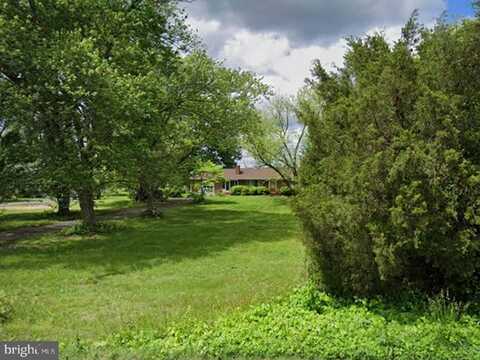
left=184, top=0, right=475, bottom=95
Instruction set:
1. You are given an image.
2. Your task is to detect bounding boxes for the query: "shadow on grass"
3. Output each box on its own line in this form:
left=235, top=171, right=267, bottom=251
left=0, top=211, right=78, bottom=230
left=0, top=201, right=299, bottom=276
left=0, top=202, right=137, bottom=230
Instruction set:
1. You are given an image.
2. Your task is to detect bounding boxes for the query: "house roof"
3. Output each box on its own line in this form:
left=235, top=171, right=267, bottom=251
left=223, top=167, right=282, bottom=181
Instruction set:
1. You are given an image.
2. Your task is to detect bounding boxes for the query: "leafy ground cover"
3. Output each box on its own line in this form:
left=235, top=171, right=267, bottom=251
left=0, top=196, right=305, bottom=345
left=69, top=284, right=480, bottom=359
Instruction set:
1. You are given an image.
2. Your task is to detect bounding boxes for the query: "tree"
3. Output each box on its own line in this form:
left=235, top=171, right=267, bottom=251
left=115, top=51, right=266, bottom=213
left=296, top=13, right=480, bottom=299
left=193, top=160, right=225, bottom=196
left=0, top=0, right=191, bottom=229
left=0, top=82, right=40, bottom=201
left=244, top=95, right=309, bottom=190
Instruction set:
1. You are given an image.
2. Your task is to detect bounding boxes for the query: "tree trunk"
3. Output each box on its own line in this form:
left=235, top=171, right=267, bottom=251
left=146, top=190, right=155, bottom=214
left=78, top=189, right=96, bottom=230
left=135, top=185, right=148, bottom=202
left=135, top=178, right=149, bottom=202
left=143, top=185, right=163, bottom=218
left=56, top=192, right=70, bottom=216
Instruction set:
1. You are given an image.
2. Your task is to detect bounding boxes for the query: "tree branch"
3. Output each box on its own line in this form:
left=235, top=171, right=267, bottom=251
left=0, top=67, right=22, bottom=86
left=28, top=0, right=38, bottom=20
left=293, top=123, right=307, bottom=167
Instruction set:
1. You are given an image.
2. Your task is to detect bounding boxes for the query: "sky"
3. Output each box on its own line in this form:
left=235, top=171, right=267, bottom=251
left=184, top=0, right=476, bottom=96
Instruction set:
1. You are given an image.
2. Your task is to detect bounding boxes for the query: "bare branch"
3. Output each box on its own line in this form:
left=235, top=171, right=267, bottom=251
left=293, top=123, right=307, bottom=165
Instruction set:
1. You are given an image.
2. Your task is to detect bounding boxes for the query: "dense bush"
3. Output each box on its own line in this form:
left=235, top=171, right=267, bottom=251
left=90, top=285, right=480, bottom=360
left=255, top=186, right=270, bottom=195
left=230, top=185, right=244, bottom=195
left=279, top=186, right=295, bottom=196
left=296, top=16, right=480, bottom=299
left=163, top=187, right=185, bottom=198
left=230, top=185, right=270, bottom=196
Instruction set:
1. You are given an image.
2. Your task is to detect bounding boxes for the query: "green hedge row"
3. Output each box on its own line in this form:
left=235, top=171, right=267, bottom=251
left=230, top=185, right=295, bottom=196
left=230, top=185, right=270, bottom=195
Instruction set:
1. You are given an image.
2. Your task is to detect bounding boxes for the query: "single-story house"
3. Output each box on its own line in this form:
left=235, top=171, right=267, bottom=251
left=192, top=165, right=286, bottom=194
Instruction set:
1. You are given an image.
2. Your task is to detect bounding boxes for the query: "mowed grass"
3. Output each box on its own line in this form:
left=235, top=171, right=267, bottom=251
left=0, top=210, right=56, bottom=232
left=0, top=196, right=305, bottom=342
left=0, top=193, right=136, bottom=231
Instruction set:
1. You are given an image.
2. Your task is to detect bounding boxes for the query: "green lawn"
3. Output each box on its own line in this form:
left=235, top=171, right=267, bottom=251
left=0, top=193, right=136, bottom=231
left=0, top=210, right=57, bottom=232
left=0, top=196, right=305, bottom=342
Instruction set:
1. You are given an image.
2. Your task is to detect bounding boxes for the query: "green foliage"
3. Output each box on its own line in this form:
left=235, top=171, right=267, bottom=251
left=279, top=186, right=295, bottom=196
left=230, top=185, right=270, bottom=196
left=192, top=160, right=225, bottom=196
left=244, top=95, right=308, bottom=189
left=296, top=14, right=480, bottom=298
left=0, top=0, right=193, bottom=226
left=428, top=291, right=467, bottom=322
left=0, top=1, right=266, bottom=227
left=255, top=186, right=270, bottom=195
left=191, top=193, right=205, bottom=204
left=163, top=187, right=185, bottom=199
left=230, top=185, right=245, bottom=195
left=101, top=285, right=480, bottom=360
left=0, top=291, right=14, bottom=324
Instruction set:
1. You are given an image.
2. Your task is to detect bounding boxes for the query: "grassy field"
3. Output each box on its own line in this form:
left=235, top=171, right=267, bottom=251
left=0, top=196, right=305, bottom=342
left=0, top=193, right=136, bottom=231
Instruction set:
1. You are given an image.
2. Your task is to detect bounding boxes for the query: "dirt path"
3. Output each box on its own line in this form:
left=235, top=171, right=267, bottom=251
left=0, top=199, right=191, bottom=245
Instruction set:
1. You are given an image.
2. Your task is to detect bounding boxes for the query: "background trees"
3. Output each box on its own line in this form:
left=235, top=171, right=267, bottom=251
left=244, top=95, right=309, bottom=190
left=296, top=13, right=480, bottom=299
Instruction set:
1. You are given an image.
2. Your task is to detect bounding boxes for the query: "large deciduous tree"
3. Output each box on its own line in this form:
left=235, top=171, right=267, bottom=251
left=114, top=51, right=266, bottom=214
left=0, top=0, right=191, bottom=229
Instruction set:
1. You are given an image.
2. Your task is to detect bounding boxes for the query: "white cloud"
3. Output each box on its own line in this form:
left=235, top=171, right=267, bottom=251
left=268, top=41, right=347, bottom=94
left=218, top=30, right=346, bottom=95
left=222, top=31, right=290, bottom=73
left=187, top=17, right=221, bottom=37
left=186, top=0, right=445, bottom=95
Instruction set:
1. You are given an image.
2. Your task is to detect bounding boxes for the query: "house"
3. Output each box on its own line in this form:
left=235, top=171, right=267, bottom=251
left=192, top=165, right=285, bottom=194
